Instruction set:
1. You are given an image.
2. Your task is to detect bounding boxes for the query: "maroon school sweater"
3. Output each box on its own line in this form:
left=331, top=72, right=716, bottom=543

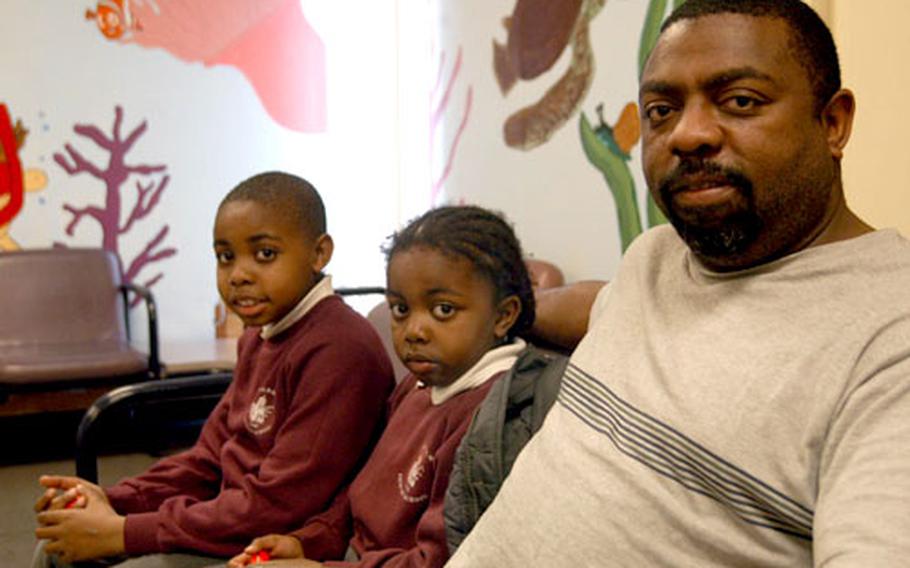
left=104, top=295, right=395, bottom=557
left=295, top=371, right=504, bottom=568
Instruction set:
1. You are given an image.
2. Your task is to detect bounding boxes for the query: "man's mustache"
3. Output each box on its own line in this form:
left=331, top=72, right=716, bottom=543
left=658, top=160, right=752, bottom=197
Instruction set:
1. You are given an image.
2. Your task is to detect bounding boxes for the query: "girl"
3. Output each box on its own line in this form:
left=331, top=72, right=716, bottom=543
left=229, top=205, right=536, bottom=567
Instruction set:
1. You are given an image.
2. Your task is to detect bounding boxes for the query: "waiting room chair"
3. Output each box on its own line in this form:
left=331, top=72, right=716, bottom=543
left=75, top=371, right=232, bottom=482
left=73, top=286, right=388, bottom=482
left=0, top=248, right=160, bottom=417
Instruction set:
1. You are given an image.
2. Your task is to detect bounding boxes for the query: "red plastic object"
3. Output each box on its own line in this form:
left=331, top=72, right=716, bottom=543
left=250, top=550, right=271, bottom=564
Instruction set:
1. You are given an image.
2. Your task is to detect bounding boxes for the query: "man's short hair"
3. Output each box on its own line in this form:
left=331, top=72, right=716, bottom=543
left=220, top=171, right=326, bottom=237
left=662, top=0, right=840, bottom=113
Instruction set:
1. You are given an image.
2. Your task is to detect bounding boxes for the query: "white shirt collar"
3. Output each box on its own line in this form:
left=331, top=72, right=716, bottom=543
left=260, top=275, right=334, bottom=340
left=429, top=338, right=526, bottom=405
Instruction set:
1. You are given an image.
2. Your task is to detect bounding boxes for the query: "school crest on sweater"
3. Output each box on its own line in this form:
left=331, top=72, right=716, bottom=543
left=398, top=445, right=436, bottom=503
left=246, top=387, right=277, bottom=435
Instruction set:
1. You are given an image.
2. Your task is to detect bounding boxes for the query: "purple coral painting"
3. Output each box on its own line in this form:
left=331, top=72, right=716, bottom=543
left=54, top=105, right=176, bottom=301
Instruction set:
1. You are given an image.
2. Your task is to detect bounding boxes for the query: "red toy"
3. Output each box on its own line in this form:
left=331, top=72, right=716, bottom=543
left=64, top=498, right=78, bottom=509
left=250, top=550, right=271, bottom=564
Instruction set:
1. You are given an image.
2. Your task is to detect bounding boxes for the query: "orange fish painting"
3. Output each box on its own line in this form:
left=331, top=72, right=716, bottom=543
left=85, top=0, right=143, bottom=40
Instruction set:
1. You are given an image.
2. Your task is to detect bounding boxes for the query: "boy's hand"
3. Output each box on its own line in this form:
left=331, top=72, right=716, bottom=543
left=34, top=475, right=107, bottom=512
left=228, top=534, right=305, bottom=567
left=35, top=482, right=125, bottom=563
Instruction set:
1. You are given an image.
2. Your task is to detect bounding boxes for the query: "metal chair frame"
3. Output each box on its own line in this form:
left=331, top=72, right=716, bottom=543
left=73, top=286, right=385, bottom=483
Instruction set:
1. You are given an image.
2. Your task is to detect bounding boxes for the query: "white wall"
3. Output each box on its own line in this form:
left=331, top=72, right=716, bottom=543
left=2, top=1, right=413, bottom=344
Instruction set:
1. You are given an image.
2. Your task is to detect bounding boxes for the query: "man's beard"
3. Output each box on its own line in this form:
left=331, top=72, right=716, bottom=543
left=657, top=159, right=764, bottom=260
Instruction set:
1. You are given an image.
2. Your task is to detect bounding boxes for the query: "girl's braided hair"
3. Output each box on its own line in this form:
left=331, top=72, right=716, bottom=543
left=383, top=205, right=535, bottom=340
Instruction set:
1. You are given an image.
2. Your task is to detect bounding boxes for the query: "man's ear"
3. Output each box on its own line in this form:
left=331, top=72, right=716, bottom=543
left=311, top=233, right=334, bottom=273
left=821, top=89, right=855, bottom=160
left=493, top=295, right=522, bottom=339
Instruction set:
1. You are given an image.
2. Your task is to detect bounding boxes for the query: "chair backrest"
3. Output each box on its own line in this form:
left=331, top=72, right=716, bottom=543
left=0, top=248, right=128, bottom=347
left=365, top=299, right=409, bottom=383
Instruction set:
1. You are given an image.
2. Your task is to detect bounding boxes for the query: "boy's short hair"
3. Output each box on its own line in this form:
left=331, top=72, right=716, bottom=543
left=220, top=171, right=326, bottom=237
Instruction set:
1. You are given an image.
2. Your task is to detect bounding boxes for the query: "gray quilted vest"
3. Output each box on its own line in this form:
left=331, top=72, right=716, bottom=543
left=443, top=345, right=568, bottom=555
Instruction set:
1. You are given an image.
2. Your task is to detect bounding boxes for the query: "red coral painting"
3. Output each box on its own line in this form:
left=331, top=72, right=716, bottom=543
left=0, top=103, right=49, bottom=251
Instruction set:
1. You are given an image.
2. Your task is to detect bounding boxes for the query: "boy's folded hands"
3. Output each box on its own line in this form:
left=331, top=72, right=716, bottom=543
left=34, top=475, right=126, bottom=563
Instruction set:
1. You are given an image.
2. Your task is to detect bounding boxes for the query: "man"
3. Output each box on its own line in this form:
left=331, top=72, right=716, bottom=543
left=447, top=0, right=910, bottom=565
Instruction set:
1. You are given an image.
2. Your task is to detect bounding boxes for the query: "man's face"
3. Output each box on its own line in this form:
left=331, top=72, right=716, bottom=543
left=639, top=14, right=841, bottom=270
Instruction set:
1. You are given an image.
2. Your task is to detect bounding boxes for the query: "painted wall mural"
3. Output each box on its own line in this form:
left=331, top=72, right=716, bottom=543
left=577, top=0, right=682, bottom=250
left=84, top=0, right=327, bottom=133
left=430, top=45, right=472, bottom=206
left=54, top=105, right=176, bottom=297
left=495, top=0, right=605, bottom=151
left=429, top=0, right=695, bottom=281
left=0, top=104, right=48, bottom=251
left=3, top=2, right=402, bottom=343
left=492, top=0, right=682, bottom=252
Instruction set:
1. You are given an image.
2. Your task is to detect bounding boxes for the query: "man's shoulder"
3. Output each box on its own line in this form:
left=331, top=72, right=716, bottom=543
left=844, top=230, right=910, bottom=311
left=624, top=224, right=685, bottom=260
left=607, top=224, right=686, bottom=285
left=812, top=229, right=910, bottom=296
left=856, top=228, right=910, bottom=263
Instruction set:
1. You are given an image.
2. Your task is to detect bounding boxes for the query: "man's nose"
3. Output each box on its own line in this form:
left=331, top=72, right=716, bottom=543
left=668, top=100, right=723, bottom=158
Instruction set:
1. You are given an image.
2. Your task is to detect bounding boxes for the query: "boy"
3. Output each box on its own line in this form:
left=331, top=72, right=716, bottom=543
left=33, top=171, right=395, bottom=567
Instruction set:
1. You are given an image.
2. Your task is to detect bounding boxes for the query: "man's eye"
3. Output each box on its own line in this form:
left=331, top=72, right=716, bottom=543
left=432, top=303, right=456, bottom=319
left=215, top=251, right=233, bottom=264
left=389, top=303, right=408, bottom=319
left=723, top=95, right=761, bottom=112
left=645, top=104, right=674, bottom=122
left=256, top=248, right=277, bottom=261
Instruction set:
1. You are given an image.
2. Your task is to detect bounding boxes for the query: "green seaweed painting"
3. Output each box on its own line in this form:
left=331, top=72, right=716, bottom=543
left=580, top=0, right=685, bottom=251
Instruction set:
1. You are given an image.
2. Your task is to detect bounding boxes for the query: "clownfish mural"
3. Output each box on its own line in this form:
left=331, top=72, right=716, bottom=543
left=0, top=104, right=48, bottom=251
left=85, top=0, right=144, bottom=40
left=82, top=0, right=326, bottom=133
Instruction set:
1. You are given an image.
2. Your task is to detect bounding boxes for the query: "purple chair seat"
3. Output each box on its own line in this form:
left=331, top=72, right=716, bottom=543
left=0, top=248, right=159, bottom=402
left=0, top=340, right=148, bottom=385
